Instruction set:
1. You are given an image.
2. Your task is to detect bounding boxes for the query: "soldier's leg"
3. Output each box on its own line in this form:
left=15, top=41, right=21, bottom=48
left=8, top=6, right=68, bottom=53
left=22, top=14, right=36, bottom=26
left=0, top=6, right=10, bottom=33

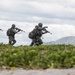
left=34, top=37, right=40, bottom=46
left=39, top=38, right=43, bottom=45
left=37, top=37, right=43, bottom=45
left=30, top=41, right=34, bottom=46
left=12, top=40, right=16, bottom=45
left=12, top=36, right=16, bottom=45
left=30, top=39, right=34, bottom=46
left=8, top=36, right=12, bottom=45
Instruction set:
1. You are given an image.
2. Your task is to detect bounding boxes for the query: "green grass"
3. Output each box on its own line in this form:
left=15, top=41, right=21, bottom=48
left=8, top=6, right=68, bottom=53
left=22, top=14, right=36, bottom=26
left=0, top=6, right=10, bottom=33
left=0, top=43, right=75, bottom=69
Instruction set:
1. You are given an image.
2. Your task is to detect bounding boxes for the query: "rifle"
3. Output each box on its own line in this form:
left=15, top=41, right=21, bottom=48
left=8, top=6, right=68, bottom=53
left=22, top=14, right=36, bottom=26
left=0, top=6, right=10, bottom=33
left=16, top=28, right=25, bottom=33
left=19, top=29, right=25, bottom=32
left=0, top=29, right=3, bottom=31
left=42, top=26, right=52, bottom=34
left=46, top=31, right=52, bottom=34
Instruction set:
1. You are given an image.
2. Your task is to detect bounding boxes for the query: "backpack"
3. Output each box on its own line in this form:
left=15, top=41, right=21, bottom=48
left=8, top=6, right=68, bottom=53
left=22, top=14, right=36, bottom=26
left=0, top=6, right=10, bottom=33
left=28, top=29, right=37, bottom=39
left=6, top=29, right=11, bottom=36
left=28, top=31, right=34, bottom=39
left=7, top=28, right=15, bottom=36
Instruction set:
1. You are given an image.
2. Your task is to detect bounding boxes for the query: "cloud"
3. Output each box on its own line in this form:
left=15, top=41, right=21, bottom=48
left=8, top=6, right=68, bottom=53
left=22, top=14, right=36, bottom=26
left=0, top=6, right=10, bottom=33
left=0, top=0, right=75, bottom=25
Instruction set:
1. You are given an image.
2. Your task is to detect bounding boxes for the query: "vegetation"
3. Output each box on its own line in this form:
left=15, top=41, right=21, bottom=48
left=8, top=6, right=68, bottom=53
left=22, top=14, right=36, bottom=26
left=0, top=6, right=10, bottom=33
left=0, top=43, right=75, bottom=69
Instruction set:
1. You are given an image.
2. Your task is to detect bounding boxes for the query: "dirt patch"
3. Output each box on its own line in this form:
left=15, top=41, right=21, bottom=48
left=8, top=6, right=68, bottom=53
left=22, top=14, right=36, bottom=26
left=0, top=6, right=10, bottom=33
left=0, top=69, right=75, bottom=75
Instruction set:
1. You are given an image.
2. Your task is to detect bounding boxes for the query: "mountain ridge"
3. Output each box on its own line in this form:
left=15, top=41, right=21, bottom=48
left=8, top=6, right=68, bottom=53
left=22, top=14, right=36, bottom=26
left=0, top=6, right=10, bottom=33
left=46, top=36, right=75, bottom=45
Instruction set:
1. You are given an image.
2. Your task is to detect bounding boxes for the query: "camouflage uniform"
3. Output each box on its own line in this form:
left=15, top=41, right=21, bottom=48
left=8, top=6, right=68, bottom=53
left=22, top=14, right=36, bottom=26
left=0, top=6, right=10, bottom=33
left=30, top=23, right=46, bottom=46
left=7, top=24, right=21, bottom=45
left=30, top=29, right=43, bottom=46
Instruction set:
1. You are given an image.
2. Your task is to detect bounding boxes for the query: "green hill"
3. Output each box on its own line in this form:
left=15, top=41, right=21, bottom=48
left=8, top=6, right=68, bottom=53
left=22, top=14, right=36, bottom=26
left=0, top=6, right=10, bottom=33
left=0, top=43, right=75, bottom=69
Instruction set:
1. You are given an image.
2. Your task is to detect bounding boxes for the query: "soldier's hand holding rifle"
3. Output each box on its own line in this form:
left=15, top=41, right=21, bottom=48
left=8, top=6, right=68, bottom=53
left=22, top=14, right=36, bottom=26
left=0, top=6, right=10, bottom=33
left=42, top=26, right=52, bottom=34
left=0, top=29, right=3, bottom=31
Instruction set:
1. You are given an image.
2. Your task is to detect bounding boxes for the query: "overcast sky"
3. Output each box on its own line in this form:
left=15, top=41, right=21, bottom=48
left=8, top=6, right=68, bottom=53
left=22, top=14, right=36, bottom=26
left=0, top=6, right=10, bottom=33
left=0, top=0, right=75, bottom=46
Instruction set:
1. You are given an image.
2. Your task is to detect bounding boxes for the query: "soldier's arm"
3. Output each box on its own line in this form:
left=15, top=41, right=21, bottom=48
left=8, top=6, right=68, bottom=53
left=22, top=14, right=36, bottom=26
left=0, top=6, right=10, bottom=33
left=0, top=29, right=3, bottom=31
left=42, top=27, right=52, bottom=34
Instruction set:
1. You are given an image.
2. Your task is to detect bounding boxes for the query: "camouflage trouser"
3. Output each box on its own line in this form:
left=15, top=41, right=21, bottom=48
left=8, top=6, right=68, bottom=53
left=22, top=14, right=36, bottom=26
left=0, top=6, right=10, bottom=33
left=8, top=36, right=16, bottom=45
left=30, top=39, right=35, bottom=46
left=35, top=37, right=43, bottom=45
left=30, top=36, right=43, bottom=46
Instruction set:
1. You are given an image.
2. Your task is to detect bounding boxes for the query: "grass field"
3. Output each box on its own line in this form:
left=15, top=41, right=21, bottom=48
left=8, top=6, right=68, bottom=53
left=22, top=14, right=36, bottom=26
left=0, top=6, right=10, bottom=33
left=0, top=43, right=75, bottom=69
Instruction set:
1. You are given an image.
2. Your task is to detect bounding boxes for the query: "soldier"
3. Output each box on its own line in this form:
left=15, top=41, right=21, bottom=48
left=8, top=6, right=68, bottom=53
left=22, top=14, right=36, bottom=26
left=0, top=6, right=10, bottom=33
left=34, top=23, right=52, bottom=46
left=29, top=23, right=52, bottom=46
left=6, top=24, right=25, bottom=45
left=29, top=24, right=43, bottom=46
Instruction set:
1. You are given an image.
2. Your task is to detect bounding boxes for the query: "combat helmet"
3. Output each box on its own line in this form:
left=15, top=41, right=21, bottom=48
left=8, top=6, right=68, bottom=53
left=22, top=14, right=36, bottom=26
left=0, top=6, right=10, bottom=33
left=38, top=23, right=43, bottom=27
